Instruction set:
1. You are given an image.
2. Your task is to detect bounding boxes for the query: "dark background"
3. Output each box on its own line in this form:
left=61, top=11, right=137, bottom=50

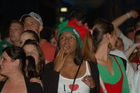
left=0, top=0, right=140, bottom=33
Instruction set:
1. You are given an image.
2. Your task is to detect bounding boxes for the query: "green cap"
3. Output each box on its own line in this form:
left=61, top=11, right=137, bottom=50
left=58, top=26, right=82, bottom=48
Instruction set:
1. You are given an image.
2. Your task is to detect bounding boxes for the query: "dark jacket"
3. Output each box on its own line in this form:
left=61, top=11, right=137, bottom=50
left=42, top=61, right=100, bottom=93
left=0, top=76, right=43, bottom=93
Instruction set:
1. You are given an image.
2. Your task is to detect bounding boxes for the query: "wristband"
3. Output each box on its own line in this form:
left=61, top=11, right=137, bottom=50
left=126, top=13, right=131, bottom=18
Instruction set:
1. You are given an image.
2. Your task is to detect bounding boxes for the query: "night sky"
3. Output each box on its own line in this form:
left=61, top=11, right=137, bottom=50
left=0, top=0, right=140, bottom=28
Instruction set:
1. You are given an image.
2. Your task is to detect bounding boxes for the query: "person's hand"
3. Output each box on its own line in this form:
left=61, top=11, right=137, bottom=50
left=54, top=48, right=69, bottom=72
left=128, top=10, right=139, bottom=19
left=30, top=77, right=43, bottom=87
left=82, top=75, right=95, bottom=88
left=0, top=75, right=7, bottom=81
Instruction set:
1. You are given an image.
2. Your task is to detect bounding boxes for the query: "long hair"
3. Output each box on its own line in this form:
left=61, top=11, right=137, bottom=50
left=55, top=34, right=83, bottom=65
left=91, top=19, right=114, bottom=53
left=26, top=56, right=38, bottom=78
left=81, top=34, right=96, bottom=62
left=84, top=19, right=114, bottom=62
left=22, top=40, right=45, bottom=76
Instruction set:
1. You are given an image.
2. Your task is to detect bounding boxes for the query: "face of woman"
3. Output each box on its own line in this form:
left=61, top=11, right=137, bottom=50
left=0, top=52, right=14, bottom=76
left=59, top=32, right=77, bottom=55
left=23, top=44, right=39, bottom=65
left=109, top=31, right=117, bottom=49
left=20, top=33, right=35, bottom=46
left=50, top=37, right=57, bottom=47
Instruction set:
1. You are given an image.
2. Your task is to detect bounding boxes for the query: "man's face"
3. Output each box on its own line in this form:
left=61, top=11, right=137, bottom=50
left=24, top=17, right=41, bottom=35
left=9, top=23, right=23, bottom=44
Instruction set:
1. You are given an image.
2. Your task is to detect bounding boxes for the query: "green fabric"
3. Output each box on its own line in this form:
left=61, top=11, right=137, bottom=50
left=58, top=20, right=69, bottom=32
left=98, top=58, right=121, bottom=84
left=129, top=53, right=136, bottom=60
left=58, top=26, right=82, bottom=48
left=0, top=40, right=11, bottom=55
left=98, top=56, right=130, bottom=93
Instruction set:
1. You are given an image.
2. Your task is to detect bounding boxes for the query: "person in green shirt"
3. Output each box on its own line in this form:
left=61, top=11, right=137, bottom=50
left=0, top=20, right=23, bottom=55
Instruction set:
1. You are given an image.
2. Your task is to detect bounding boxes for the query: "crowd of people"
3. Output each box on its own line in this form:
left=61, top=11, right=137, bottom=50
left=0, top=7, right=140, bottom=93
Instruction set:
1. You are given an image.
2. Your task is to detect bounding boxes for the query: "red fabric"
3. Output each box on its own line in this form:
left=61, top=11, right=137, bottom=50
left=100, top=56, right=123, bottom=93
left=67, top=18, right=89, bottom=41
left=41, top=41, right=56, bottom=62
left=130, top=53, right=140, bottom=63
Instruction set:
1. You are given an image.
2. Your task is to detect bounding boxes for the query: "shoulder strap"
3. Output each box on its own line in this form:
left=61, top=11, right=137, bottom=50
left=110, top=54, right=127, bottom=70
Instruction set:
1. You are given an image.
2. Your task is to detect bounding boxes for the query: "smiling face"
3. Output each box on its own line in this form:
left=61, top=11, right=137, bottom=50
left=59, top=32, right=77, bottom=55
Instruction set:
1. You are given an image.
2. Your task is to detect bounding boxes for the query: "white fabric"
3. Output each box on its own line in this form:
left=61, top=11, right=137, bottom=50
left=133, top=70, right=140, bottom=93
left=58, top=61, right=90, bottom=93
left=110, top=49, right=135, bottom=93
left=126, top=62, right=135, bottom=93
left=110, top=49, right=128, bottom=61
left=119, top=32, right=133, bottom=51
left=20, top=12, right=43, bottom=26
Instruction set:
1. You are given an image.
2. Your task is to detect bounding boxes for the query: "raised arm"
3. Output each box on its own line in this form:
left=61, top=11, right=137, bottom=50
left=125, top=43, right=140, bottom=58
left=112, top=10, right=139, bottom=28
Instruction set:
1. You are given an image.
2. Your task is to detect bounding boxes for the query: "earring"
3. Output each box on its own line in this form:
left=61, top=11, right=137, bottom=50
left=108, top=43, right=112, bottom=49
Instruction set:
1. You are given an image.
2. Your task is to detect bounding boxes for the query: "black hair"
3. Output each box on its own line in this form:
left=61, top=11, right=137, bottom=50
left=134, top=17, right=140, bottom=30
left=26, top=56, right=38, bottom=78
left=3, top=46, right=26, bottom=74
left=68, top=7, right=87, bottom=24
left=134, top=30, right=140, bottom=42
left=22, top=39, right=45, bottom=76
left=40, top=27, right=55, bottom=42
left=55, top=34, right=82, bottom=65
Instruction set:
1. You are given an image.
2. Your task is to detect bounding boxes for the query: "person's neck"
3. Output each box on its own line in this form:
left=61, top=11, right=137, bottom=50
left=95, top=42, right=110, bottom=65
left=63, top=54, right=76, bottom=66
left=7, top=71, right=24, bottom=83
left=13, top=41, right=20, bottom=46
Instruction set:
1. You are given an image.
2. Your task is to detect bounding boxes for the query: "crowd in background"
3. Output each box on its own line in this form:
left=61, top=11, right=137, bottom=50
left=0, top=7, right=140, bottom=93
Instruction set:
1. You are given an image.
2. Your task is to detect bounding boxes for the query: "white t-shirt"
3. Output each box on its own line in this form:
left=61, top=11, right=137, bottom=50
left=58, top=61, right=90, bottom=93
left=119, top=32, right=133, bottom=51
left=133, top=70, right=140, bottom=93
